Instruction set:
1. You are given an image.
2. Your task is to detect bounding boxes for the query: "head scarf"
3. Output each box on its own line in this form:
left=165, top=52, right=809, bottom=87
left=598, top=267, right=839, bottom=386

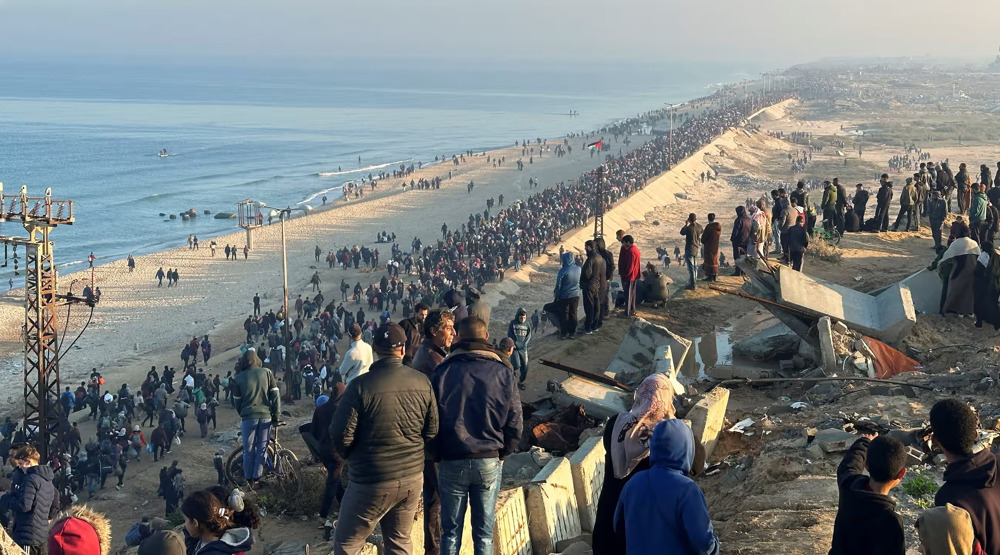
left=916, top=504, right=976, bottom=555
left=609, top=373, right=676, bottom=479
left=941, top=237, right=981, bottom=263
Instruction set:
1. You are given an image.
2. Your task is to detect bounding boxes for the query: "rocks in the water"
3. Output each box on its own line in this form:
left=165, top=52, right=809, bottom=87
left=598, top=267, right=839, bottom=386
left=158, top=212, right=166, bottom=216
left=181, top=214, right=190, bottom=221
left=214, top=212, right=236, bottom=219
left=169, top=214, right=177, bottom=220
left=203, top=209, right=211, bottom=215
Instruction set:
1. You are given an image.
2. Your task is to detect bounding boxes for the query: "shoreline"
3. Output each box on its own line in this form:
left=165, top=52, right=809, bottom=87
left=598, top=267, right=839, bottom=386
left=0, top=84, right=733, bottom=414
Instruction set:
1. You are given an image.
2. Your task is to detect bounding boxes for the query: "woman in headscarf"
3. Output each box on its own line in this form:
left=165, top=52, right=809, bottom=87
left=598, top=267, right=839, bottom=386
left=916, top=504, right=985, bottom=555
left=593, top=374, right=677, bottom=555
left=974, top=242, right=1000, bottom=329
left=939, top=230, right=980, bottom=316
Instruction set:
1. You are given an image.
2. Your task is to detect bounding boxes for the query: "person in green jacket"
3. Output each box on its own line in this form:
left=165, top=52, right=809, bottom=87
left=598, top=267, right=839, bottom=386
left=970, top=183, right=989, bottom=243
left=230, top=349, right=280, bottom=486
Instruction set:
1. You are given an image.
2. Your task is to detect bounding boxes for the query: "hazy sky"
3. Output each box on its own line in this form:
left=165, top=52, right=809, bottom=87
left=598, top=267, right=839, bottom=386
left=2, top=0, right=999, bottom=66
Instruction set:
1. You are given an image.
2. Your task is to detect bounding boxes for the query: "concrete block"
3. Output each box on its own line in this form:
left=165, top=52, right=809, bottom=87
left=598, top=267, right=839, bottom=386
left=814, top=429, right=857, bottom=453
left=897, top=269, right=943, bottom=315
left=685, top=387, right=730, bottom=458
left=556, top=534, right=593, bottom=552
left=525, top=457, right=583, bottom=555
left=705, top=365, right=774, bottom=380
left=776, top=267, right=916, bottom=345
left=493, top=488, right=532, bottom=555
left=652, top=344, right=686, bottom=395
left=732, top=323, right=801, bottom=360
left=610, top=317, right=693, bottom=376
left=552, top=376, right=630, bottom=420
left=569, top=436, right=606, bottom=532
left=816, top=316, right=839, bottom=374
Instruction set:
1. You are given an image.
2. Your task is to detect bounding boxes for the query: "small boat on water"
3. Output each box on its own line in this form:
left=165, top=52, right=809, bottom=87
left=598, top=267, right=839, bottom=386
left=158, top=149, right=169, bottom=158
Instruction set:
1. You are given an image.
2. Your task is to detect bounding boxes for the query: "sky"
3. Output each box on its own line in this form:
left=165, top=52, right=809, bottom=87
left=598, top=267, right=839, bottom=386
left=1, top=0, right=999, bottom=67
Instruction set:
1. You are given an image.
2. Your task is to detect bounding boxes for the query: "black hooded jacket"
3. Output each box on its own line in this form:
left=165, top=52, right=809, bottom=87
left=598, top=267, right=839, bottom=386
left=936, top=450, right=1000, bottom=555
left=0, top=464, right=56, bottom=546
left=829, top=438, right=905, bottom=555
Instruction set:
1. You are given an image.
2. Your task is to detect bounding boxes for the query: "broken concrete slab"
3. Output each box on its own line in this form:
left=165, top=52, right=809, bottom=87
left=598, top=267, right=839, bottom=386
left=776, top=267, right=916, bottom=345
left=814, top=429, right=858, bottom=453
left=705, top=365, right=775, bottom=380
left=732, top=323, right=801, bottom=360
left=895, top=269, right=942, bottom=315
left=552, top=376, right=630, bottom=420
left=569, top=436, right=606, bottom=533
left=493, top=488, right=532, bottom=555
left=607, top=317, right=693, bottom=377
left=817, top=316, right=839, bottom=374
left=685, top=387, right=730, bottom=458
left=525, top=457, right=583, bottom=555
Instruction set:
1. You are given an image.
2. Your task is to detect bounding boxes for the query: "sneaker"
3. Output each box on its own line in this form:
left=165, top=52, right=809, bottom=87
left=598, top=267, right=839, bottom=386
left=517, top=382, right=526, bottom=391
left=583, top=330, right=593, bottom=335
left=116, top=485, right=122, bottom=491
left=324, top=519, right=333, bottom=529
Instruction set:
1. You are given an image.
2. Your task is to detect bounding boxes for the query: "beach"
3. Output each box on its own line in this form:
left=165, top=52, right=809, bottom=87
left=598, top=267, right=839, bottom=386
left=0, top=122, right=658, bottom=412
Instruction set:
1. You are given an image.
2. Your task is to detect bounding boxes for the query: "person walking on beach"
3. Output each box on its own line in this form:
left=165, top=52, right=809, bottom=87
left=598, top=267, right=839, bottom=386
left=253, top=293, right=261, bottom=316
left=155, top=267, right=165, bottom=287
left=127, top=254, right=135, bottom=272
left=243, top=245, right=249, bottom=260
left=224, top=245, right=231, bottom=260
left=88, top=252, right=96, bottom=268
left=210, top=240, right=217, bottom=256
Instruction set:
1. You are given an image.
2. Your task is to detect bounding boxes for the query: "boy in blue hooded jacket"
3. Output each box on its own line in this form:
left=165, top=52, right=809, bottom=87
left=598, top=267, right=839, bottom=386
left=614, top=419, right=720, bottom=555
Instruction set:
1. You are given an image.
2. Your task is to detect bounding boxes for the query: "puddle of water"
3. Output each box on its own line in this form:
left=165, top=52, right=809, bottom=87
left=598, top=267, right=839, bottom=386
left=689, top=332, right=734, bottom=382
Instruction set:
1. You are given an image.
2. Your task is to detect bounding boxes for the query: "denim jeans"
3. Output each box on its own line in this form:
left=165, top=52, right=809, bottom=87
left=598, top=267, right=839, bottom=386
left=438, top=458, right=503, bottom=555
left=241, top=418, right=272, bottom=480
left=685, top=251, right=698, bottom=286
left=511, top=349, right=529, bottom=383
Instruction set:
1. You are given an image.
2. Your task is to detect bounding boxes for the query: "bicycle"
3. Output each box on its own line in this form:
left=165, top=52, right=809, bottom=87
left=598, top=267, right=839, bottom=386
left=816, top=220, right=842, bottom=246
left=225, top=422, right=301, bottom=496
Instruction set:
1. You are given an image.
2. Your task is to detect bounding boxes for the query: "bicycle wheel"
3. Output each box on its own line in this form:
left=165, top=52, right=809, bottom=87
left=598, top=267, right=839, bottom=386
left=272, top=449, right=302, bottom=496
left=225, top=448, right=244, bottom=485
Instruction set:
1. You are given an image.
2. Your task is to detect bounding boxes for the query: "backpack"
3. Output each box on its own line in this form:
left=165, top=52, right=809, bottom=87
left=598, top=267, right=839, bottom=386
left=130, top=433, right=142, bottom=447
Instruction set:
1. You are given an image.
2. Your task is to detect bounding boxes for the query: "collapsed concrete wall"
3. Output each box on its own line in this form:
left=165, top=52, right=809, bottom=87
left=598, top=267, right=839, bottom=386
left=525, top=457, right=583, bottom=554
left=569, top=436, right=607, bottom=533
left=775, top=267, right=916, bottom=345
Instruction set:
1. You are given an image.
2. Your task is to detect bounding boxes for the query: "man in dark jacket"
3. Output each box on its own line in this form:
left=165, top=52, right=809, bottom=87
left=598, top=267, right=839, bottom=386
left=829, top=435, right=907, bottom=555
left=312, top=383, right=347, bottom=529
left=409, top=307, right=455, bottom=555
left=432, top=317, right=522, bottom=555
left=580, top=240, right=607, bottom=335
left=929, top=190, right=948, bottom=251
left=931, top=398, right=1000, bottom=555
left=875, top=177, right=894, bottom=232
left=595, top=237, right=614, bottom=322
left=400, top=302, right=429, bottom=365
left=0, top=445, right=56, bottom=553
left=833, top=178, right=848, bottom=234
left=730, top=206, right=753, bottom=276
left=853, top=183, right=870, bottom=223
left=330, top=322, right=438, bottom=555
left=680, top=215, right=703, bottom=290
left=785, top=215, right=810, bottom=272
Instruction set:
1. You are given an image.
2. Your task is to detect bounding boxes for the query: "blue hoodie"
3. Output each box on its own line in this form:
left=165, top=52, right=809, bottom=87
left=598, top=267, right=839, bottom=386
left=554, top=252, right=582, bottom=300
left=614, top=419, right=720, bottom=555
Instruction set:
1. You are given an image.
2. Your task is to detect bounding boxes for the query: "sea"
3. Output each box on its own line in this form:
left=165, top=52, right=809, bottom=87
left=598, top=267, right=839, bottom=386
left=0, top=57, right=762, bottom=281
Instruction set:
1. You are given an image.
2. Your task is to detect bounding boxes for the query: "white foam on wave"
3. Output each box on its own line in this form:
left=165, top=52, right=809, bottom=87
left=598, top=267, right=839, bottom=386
left=317, top=159, right=413, bottom=177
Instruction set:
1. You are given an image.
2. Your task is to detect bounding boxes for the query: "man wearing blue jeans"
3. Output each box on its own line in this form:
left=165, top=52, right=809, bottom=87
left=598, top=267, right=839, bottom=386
left=230, top=349, right=280, bottom=487
left=432, top=316, right=523, bottom=555
left=680, top=213, right=703, bottom=291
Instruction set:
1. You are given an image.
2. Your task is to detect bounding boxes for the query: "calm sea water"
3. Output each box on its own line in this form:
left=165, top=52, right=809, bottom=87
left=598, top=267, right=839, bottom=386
left=0, top=58, right=760, bottom=279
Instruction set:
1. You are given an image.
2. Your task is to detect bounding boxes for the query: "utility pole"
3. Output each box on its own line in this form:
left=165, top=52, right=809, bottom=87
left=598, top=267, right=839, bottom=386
left=0, top=183, right=89, bottom=461
left=593, top=166, right=605, bottom=239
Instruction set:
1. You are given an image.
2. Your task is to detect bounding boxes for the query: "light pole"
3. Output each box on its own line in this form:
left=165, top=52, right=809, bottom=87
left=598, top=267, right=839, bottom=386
left=279, top=208, right=291, bottom=374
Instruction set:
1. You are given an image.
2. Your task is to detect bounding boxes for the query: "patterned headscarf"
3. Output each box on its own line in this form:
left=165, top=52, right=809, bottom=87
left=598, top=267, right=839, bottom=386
left=609, top=373, right=676, bottom=479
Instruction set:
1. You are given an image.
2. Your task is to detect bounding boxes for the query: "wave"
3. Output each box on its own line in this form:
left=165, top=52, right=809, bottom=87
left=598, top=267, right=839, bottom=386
left=317, top=159, right=413, bottom=177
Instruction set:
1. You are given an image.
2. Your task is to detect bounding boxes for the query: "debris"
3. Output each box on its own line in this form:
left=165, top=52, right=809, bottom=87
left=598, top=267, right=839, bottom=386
left=791, top=402, right=808, bottom=410
left=817, top=317, right=839, bottom=374
left=732, top=324, right=801, bottom=360
left=728, top=418, right=755, bottom=434
left=814, top=429, right=859, bottom=453
left=685, top=387, right=731, bottom=458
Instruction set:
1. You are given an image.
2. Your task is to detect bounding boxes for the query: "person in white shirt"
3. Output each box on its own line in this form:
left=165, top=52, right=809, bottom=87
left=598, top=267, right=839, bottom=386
left=338, top=323, right=374, bottom=384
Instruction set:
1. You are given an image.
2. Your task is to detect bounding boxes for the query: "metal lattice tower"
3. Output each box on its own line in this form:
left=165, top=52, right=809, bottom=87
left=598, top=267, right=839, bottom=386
left=0, top=184, right=75, bottom=460
left=593, top=165, right=605, bottom=239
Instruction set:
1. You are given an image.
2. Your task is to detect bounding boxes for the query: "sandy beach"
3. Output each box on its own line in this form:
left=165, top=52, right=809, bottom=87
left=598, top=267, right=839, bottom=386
left=0, top=121, right=658, bottom=412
